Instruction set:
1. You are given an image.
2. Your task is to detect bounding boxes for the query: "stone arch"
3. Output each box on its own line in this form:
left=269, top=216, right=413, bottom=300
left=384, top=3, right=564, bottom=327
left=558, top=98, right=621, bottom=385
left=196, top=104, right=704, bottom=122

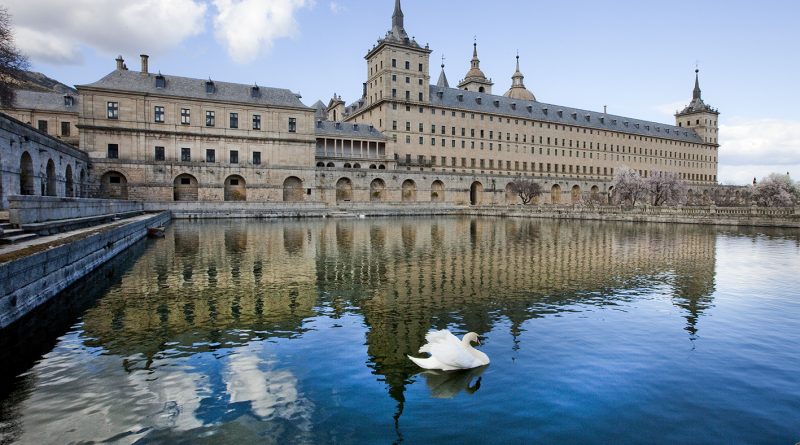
left=173, top=173, right=198, bottom=201
left=504, top=182, right=515, bottom=204
left=224, top=175, right=246, bottom=201
left=343, top=163, right=352, bottom=169
left=45, top=159, right=57, bottom=196
left=336, top=177, right=353, bottom=202
left=369, top=164, right=377, bottom=169
left=402, top=179, right=417, bottom=202
left=571, top=185, right=581, bottom=204
left=378, top=164, right=386, bottom=170
left=591, top=185, right=599, bottom=198
left=470, top=181, right=483, bottom=205
left=79, top=168, right=86, bottom=198
left=19, top=151, right=35, bottom=195
left=316, top=161, right=325, bottom=168
left=370, top=178, right=385, bottom=202
left=326, top=162, right=335, bottom=168
left=283, top=176, right=304, bottom=202
left=551, top=184, right=562, bottom=204
left=431, top=180, right=445, bottom=202
left=100, top=171, right=129, bottom=200
left=353, top=163, right=361, bottom=169
left=65, top=164, right=74, bottom=197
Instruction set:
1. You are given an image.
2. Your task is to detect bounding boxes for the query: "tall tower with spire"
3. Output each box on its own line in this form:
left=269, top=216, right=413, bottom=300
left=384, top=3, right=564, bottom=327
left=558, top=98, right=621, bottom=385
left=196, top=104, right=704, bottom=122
left=675, top=69, right=719, bottom=146
left=457, top=42, right=493, bottom=94
left=361, top=0, right=432, bottom=118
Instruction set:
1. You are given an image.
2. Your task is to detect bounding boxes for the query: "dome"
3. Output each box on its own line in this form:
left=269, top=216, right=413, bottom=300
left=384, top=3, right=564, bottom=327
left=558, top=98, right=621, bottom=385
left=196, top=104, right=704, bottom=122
left=503, top=56, right=536, bottom=101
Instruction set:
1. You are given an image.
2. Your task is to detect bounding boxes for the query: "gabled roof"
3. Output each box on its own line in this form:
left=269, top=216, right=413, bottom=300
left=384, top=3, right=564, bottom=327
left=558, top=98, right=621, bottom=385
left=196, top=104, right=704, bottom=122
left=77, top=70, right=310, bottom=110
left=428, top=85, right=703, bottom=143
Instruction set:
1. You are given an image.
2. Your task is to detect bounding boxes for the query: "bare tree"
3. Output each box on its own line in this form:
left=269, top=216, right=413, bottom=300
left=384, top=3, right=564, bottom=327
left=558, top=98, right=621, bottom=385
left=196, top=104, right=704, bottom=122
left=611, top=166, right=647, bottom=207
left=646, top=171, right=688, bottom=206
left=752, top=173, right=798, bottom=207
left=0, top=7, right=29, bottom=107
left=507, top=179, right=542, bottom=205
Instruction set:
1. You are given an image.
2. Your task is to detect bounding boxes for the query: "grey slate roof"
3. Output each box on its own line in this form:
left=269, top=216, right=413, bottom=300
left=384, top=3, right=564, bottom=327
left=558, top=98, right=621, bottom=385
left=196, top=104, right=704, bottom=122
left=12, top=90, right=79, bottom=113
left=426, top=86, right=703, bottom=144
left=78, top=70, right=310, bottom=110
left=311, top=100, right=328, bottom=120
left=315, top=120, right=389, bottom=140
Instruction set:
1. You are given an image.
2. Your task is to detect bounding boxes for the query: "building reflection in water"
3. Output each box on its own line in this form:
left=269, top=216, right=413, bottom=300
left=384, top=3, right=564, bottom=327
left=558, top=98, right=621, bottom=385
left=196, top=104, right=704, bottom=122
left=1, top=217, right=719, bottom=442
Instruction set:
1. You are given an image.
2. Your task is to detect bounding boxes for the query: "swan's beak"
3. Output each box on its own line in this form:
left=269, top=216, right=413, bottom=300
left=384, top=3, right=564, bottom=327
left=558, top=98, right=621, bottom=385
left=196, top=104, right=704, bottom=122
left=476, top=338, right=481, bottom=345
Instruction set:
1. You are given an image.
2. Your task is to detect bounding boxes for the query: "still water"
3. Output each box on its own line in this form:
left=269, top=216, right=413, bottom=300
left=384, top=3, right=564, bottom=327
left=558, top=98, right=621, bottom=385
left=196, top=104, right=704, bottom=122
left=1, top=218, right=799, bottom=444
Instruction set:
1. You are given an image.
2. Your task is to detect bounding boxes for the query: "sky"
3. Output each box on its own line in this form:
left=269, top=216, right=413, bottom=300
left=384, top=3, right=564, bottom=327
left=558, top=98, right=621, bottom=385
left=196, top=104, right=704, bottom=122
left=7, top=0, right=799, bottom=185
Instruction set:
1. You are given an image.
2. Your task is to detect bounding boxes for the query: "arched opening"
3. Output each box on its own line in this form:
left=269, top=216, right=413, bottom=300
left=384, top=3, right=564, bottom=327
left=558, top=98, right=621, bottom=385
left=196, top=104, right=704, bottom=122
left=65, top=165, right=74, bottom=197
left=478, top=86, right=485, bottom=93
left=504, top=182, right=515, bottom=204
left=336, top=177, right=353, bottom=202
left=353, top=163, right=361, bottom=169
left=316, top=162, right=325, bottom=168
left=571, top=185, right=581, bottom=204
left=369, top=164, right=377, bottom=169
left=283, top=176, right=304, bottom=202
left=431, top=180, right=445, bottom=202
left=173, top=174, right=198, bottom=201
left=378, top=164, right=386, bottom=170
left=79, top=169, right=86, bottom=198
left=19, top=151, right=35, bottom=195
left=326, top=162, right=335, bottom=168
left=224, top=175, right=246, bottom=201
left=470, top=181, right=483, bottom=205
left=402, top=179, right=417, bottom=202
left=45, top=159, right=57, bottom=196
left=551, top=184, right=562, bottom=204
left=370, top=178, right=385, bottom=202
left=591, top=185, right=599, bottom=198
left=100, top=171, right=129, bottom=200
left=343, top=163, right=352, bottom=169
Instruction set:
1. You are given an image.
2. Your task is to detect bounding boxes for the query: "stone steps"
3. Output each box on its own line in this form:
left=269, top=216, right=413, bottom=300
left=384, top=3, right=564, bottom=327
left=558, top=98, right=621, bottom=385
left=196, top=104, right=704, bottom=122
left=0, top=221, right=38, bottom=245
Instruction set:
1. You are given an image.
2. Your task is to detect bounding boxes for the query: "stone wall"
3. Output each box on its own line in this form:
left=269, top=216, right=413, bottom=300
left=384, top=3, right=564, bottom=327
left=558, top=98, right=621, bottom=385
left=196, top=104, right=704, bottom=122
left=0, top=211, right=170, bottom=329
left=8, top=196, right=144, bottom=225
left=0, top=113, right=91, bottom=209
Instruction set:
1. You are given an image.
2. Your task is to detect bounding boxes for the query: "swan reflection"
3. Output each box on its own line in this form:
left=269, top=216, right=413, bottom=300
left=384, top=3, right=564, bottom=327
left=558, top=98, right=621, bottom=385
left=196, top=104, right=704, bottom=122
left=419, top=366, right=487, bottom=399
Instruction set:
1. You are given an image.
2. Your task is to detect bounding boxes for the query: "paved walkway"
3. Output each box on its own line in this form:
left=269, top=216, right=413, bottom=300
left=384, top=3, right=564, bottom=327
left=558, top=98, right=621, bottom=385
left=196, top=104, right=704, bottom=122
left=0, top=213, right=159, bottom=261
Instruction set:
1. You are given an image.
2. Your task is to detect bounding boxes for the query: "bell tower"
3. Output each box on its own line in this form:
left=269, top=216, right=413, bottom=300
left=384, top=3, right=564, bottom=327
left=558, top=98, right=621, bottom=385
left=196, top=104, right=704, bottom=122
left=676, top=69, right=720, bottom=146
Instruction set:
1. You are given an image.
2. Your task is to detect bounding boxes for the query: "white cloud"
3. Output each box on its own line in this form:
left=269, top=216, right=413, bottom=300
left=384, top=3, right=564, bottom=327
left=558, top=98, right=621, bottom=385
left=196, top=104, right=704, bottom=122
left=330, top=2, right=343, bottom=14
left=7, top=0, right=207, bottom=65
left=212, top=0, right=312, bottom=64
left=718, top=118, right=800, bottom=184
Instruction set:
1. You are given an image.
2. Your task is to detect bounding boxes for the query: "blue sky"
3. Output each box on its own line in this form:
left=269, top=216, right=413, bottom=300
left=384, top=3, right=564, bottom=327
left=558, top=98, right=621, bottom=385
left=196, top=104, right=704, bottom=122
left=8, top=0, right=798, bottom=185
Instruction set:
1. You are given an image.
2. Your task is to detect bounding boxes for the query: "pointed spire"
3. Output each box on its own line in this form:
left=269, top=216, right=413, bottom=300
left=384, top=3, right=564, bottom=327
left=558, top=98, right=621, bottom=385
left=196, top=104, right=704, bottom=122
left=693, top=68, right=702, bottom=100
left=391, top=0, right=408, bottom=41
left=504, top=53, right=535, bottom=101
left=437, top=56, right=449, bottom=88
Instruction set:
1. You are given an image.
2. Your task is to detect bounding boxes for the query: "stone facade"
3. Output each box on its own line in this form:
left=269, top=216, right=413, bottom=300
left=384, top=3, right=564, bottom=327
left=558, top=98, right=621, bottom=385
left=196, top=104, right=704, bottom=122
left=0, top=90, right=80, bottom=147
left=0, top=113, right=90, bottom=209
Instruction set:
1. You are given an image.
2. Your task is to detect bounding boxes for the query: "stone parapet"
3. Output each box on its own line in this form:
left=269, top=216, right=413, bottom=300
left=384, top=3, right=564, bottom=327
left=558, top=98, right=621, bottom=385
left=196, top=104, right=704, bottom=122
left=8, top=196, right=144, bottom=225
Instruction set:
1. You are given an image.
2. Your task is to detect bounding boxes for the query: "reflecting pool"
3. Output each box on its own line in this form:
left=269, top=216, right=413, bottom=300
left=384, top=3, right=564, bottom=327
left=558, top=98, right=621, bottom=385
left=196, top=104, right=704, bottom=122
left=1, top=218, right=799, bottom=444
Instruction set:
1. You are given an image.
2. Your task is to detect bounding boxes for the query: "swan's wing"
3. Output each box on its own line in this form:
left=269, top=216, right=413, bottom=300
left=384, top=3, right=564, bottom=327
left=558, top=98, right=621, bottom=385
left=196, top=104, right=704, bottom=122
left=428, top=341, right=480, bottom=370
left=419, top=330, right=461, bottom=354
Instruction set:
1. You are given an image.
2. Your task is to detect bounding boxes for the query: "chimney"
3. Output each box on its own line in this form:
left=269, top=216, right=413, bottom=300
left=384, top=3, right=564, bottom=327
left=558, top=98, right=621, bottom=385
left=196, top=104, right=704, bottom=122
left=140, top=54, right=149, bottom=74
left=115, top=55, right=125, bottom=70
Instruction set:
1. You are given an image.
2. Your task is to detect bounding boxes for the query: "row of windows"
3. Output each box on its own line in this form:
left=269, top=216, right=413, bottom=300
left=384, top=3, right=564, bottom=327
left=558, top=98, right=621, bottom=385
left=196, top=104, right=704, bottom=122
left=105, top=102, right=297, bottom=132
left=107, top=144, right=261, bottom=165
left=35, top=120, right=72, bottom=137
left=369, top=59, right=424, bottom=76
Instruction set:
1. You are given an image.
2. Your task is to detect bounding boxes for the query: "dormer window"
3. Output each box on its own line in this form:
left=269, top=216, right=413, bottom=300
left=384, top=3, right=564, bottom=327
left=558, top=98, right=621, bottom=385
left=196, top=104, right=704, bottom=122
left=526, top=105, right=533, bottom=112
left=571, top=112, right=577, bottom=119
left=585, top=114, right=591, bottom=122
left=155, top=74, right=166, bottom=88
left=353, top=124, right=359, bottom=131
left=542, top=107, right=548, bottom=115
left=206, top=80, right=215, bottom=94
left=510, top=103, right=517, bottom=110
left=475, top=98, right=482, bottom=105
left=63, top=95, right=74, bottom=107
left=457, top=94, right=464, bottom=102
left=493, top=100, right=500, bottom=107
left=251, top=85, right=260, bottom=98
left=557, top=110, right=563, bottom=118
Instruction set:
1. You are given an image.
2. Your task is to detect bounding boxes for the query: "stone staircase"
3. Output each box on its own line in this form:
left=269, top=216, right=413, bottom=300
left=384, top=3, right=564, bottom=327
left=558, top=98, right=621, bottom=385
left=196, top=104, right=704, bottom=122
left=0, top=218, right=38, bottom=245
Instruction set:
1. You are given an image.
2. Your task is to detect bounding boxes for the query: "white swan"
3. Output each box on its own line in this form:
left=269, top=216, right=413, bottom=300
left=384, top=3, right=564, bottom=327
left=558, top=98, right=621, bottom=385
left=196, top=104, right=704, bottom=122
left=408, top=330, right=490, bottom=371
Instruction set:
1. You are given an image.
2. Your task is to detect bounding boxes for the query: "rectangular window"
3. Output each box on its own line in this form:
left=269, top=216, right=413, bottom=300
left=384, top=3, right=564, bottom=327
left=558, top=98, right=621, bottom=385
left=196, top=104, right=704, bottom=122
left=206, top=111, right=215, bottom=127
left=206, top=149, right=216, bottom=163
left=230, top=112, right=238, bottom=128
left=154, top=106, right=165, bottom=123
left=392, top=59, right=396, bottom=67
left=405, top=61, right=410, bottom=69
left=253, top=151, right=261, bottom=165
left=60, top=121, right=70, bottom=136
left=181, top=147, right=191, bottom=162
left=181, top=108, right=190, bottom=125
left=418, top=63, right=423, bottom=72
left=253, top=114, right=261, bottom=130
left=154, top=146, right=165, bottom=161
left=107, top=102, right=118, bottom=119
left=107, top=143, right=119, bottom=159
left=288, top=117, right=297, bottom=133
left=230, top=150, right=239, bottom=164
left=37, top=120, right=48, bottom=132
